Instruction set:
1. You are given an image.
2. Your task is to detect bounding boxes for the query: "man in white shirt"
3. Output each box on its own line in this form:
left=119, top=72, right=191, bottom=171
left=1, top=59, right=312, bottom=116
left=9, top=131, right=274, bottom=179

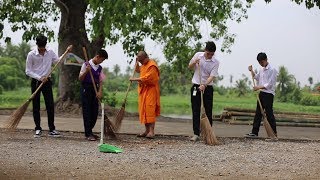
left=188, top=41, right=220, bottom=141
left=25, top=35, right=61, bottom=138
left=246, top=52, right=278, bottom=138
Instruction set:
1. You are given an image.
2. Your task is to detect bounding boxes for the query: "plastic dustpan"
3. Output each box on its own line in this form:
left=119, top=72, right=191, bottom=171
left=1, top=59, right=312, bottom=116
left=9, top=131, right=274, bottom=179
left=99, top=143, right=123, bottom=153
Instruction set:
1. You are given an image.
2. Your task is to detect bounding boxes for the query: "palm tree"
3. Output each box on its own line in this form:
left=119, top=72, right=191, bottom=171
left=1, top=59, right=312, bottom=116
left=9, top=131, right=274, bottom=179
left=277, top=66, right=296, bottom=101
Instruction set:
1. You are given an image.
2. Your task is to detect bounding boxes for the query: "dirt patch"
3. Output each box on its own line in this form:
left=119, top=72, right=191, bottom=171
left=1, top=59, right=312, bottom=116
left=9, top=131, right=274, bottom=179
left=0, top=129, right=319, bottom=179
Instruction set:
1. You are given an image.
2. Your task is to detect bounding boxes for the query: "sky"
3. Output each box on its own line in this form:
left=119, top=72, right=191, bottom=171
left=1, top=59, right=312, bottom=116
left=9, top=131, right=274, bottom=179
left=2, top=0, right=320, bottom=87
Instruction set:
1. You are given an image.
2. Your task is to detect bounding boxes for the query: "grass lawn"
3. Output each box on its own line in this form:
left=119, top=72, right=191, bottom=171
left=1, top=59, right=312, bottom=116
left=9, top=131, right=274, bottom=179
left=1, top=88, right=319, bottom=116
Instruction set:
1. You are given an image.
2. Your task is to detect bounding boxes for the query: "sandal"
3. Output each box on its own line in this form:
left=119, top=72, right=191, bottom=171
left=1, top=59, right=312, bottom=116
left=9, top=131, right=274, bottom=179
left=146, top=134, right=155, bottom=139
left=137, top=133, right=147, bottom=137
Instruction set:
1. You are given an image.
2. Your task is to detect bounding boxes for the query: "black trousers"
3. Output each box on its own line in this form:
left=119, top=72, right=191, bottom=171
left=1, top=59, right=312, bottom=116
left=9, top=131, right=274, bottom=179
left=31, top=78, right=55, bottom=131
left=191, top=84, right=213, bottom=136
left=252, top=91, right=277, bottom=136
left=81, top=83, right=99, bottom=137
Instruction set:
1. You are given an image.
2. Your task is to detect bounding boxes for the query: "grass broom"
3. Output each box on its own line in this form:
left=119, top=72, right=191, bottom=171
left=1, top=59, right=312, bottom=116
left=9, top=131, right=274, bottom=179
left=249, top=65, right=277, bottom=139
left=198, top=63, right=219, bottom=145
left=4, top=45, right=73, bottom=129
left=82, top=47, right=116, bottom=138
left=113, top=60, right=137, bottom=132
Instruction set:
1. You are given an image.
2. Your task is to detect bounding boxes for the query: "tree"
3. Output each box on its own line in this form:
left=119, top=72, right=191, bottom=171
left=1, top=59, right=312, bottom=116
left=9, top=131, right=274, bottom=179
left=1, top=0, right=318, bottom=103
left=276, top=66, right=297, bottom=102
left=0, top=42, right=31, bottom=76
left=308, top=77, right=313, bottom=87
left=234, top=74, right=250, bottom=97
left=113, top=64, right=121, bottom=77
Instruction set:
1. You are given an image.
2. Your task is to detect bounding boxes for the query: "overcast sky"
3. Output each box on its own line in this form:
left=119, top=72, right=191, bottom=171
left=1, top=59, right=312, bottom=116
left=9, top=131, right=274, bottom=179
left=2, top=0, right=319, bottom=87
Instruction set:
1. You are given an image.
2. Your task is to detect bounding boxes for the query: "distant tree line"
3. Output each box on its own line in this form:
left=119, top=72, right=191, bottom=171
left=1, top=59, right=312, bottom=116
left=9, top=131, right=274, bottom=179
left=1, top=43, right=319, bottom=106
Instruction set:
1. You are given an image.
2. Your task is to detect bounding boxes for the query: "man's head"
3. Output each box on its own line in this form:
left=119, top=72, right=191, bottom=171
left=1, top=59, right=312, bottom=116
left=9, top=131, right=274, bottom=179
left=36, top=35, right=47, bottom=54
left=204, top=41, right=216, bottom=60
left=257, top=52, right=268, bottom=67
left=136, top=51, right=149, bottom=64
left=36, top=35, right=47, bottom=48
left=94, top=49, right=108, bottom=64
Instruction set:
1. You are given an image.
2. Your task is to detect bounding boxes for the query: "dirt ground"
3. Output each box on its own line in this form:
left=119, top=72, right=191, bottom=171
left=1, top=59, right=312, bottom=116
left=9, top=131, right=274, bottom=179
left=0, top=108, right=320, bottom=179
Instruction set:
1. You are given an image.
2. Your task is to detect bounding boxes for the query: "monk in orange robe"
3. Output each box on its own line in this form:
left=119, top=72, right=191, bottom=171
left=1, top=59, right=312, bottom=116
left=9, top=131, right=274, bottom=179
left=130, top=51, right=160, bottom=139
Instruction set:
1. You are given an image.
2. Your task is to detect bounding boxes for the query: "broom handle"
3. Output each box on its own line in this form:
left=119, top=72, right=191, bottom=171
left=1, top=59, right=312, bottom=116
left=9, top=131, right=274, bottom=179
left=29, top=45, right=73, bottom=100
left=82, top=47, right=99, bottom=98
left=123, top=60, right=138, bottom=104
left=198, top=62, right=205, bottom=112
left=249, top=65, right=267, bottom=118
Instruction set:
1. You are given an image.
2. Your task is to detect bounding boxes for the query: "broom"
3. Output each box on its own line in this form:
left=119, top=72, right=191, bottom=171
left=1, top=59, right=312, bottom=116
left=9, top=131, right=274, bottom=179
left=113, top=60, right=138, bottom=132
left=249, top=65, right=277, bottom=139
left=198, top=63, right=219, bottom=145
left=82, top=47, right=116, bottom=138
left=4, top=45, right=73, bottom=129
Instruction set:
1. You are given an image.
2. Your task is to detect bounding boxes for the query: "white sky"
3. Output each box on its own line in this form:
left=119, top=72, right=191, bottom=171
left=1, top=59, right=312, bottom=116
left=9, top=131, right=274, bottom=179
left=2, top=0, right=319, bottom=86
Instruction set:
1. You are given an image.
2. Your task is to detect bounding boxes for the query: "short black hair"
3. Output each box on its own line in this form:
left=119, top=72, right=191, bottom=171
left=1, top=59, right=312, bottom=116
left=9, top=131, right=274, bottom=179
left=205, top=41, right=216, bottom=52
left=97, top=49, right=108, bottom=59
left=257, top=52, right=267, bottom=61
left=36, top=35, right=47, bottom=47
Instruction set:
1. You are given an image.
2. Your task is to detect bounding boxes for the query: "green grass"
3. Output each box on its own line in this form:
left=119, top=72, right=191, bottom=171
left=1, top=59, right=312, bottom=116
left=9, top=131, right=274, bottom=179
left=1, top=88, right=320, bottom=116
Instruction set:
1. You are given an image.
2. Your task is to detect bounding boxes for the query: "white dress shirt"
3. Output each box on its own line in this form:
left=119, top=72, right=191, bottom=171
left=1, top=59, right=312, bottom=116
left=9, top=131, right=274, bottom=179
left=189, top=52, right=219, bottom=85
left=79, top=59, right=105, bottom=82
left=255, top=63, right=278, bottom=95
left=25, top=48, right=59, bottom=80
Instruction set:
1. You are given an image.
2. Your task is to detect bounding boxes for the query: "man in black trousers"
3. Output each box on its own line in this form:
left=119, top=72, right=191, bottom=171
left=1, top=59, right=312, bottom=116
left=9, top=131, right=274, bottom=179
left=246, top=52, right=278, bottom=138
left=25, top=35, right=61, bottom=138
left=188, top=41, right=220, bottom=141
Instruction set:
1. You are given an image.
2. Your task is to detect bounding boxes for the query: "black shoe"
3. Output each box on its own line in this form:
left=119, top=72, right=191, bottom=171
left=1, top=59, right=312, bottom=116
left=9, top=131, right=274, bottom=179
left=245, top=133, right=258, bottom=138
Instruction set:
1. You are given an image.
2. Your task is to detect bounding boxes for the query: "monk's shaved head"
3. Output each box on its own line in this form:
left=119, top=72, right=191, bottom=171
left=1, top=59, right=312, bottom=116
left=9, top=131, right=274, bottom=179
left=138, top=51, right=148, bottom=58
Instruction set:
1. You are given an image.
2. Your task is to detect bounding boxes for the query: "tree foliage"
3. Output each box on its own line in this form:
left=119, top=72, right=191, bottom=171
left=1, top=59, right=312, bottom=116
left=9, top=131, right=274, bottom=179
left=0, top=0, right=319, bottom=102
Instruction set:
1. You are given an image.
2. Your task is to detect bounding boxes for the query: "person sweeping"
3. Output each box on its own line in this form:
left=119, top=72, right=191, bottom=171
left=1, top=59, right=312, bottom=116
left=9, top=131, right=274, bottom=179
left=129, top=51, right=160, bottom=139
left=188, top=41, right=219, bottom=142
left=79, top=49, right=108, bottom=141
left=245, top=52, right=278, bottom=138
left=25, top=35, right=67, bottom=138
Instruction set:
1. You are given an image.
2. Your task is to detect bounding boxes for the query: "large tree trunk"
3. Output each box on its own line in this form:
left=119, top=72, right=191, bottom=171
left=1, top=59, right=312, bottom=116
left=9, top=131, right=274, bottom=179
left=54, top=0, right=103, bottom=103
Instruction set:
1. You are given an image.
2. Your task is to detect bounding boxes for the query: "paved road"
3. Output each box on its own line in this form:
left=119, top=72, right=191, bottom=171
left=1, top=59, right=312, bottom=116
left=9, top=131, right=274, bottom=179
left=0, top=115, right=319, bottom=140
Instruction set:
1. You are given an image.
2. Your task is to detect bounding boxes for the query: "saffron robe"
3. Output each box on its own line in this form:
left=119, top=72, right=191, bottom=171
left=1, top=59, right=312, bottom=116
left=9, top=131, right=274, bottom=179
left=138, top=59, right=160, bottom=124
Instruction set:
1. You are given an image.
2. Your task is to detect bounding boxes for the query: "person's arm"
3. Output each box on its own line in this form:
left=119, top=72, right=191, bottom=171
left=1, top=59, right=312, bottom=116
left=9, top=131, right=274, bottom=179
left=25, top=53, right=41, bottom=80
left=134, top=59, right=140, bottom=73
left=188, top=53, right=200, bottom=70
left=79, top=63, right=90, bottom=81
left=255, top=68, right=277, bottom=91
left=96, top=81, right=103, bottom=99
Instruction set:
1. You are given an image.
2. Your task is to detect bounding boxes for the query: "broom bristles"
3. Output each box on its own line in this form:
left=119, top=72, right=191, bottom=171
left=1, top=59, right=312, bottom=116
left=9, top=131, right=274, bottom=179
left=262, top=116, right=277, bottom=139
left=113, top=105, right=125, bottom=132
left=104, top=115, right=117, bottom=139
left=200, top=114, right=219, bottom=145
left=4, top=100, right=30, bottom=129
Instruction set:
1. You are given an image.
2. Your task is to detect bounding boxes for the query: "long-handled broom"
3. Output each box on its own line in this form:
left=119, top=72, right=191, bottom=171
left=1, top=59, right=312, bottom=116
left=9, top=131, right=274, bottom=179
left=198, top=63, right=219, bottom=145
left=113, top=60, right=138, bottom=132
left=4, top=45, right=73, bottom=129
left=249, top=65, right=277, bottom=139
left=82, top=47, right=116, bottom=138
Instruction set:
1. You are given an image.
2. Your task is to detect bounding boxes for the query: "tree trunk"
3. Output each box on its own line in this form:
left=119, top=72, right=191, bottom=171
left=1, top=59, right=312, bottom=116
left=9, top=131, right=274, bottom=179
left=55, top=0, right=102, bottom=103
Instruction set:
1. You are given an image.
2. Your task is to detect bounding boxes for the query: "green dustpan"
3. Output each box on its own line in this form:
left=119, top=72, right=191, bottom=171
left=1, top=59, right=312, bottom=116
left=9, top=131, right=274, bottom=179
left=99, top=143, right=123, bottom=153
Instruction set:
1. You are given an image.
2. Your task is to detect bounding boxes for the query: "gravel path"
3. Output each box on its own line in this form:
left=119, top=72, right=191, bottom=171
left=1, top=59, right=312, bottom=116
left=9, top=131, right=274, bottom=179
left=1, top=129, right=319, bottom=180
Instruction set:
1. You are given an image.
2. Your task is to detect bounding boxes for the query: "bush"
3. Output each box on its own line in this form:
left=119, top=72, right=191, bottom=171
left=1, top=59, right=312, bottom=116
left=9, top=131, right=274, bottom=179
left=299, top=94, right=320, bottom=106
